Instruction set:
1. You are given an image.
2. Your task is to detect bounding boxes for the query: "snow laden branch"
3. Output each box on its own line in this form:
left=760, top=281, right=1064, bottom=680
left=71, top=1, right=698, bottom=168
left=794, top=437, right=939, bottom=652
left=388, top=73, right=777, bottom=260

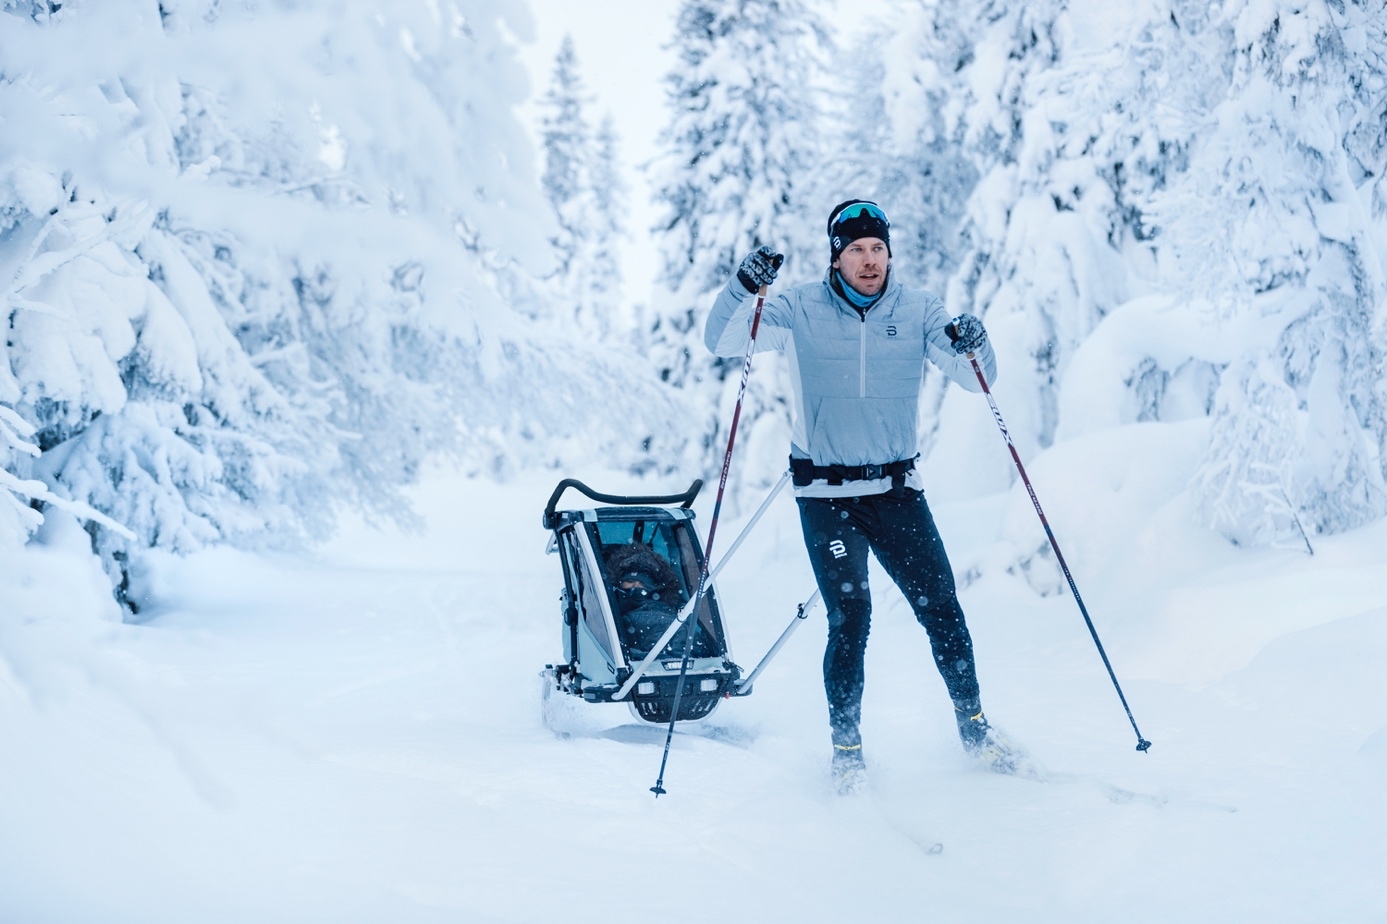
left=868, top=0, right=1387, bottom=548
left=0, top=0, right=676, bottom=610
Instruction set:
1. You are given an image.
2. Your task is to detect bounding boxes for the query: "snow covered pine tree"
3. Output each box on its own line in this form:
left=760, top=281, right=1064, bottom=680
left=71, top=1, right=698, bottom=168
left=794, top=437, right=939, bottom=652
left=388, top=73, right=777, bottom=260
left=881, top=0, right=1387, bottom=551
left=648, top=0, right=830, bottom=483
left=539, top=36, right=628, bottom=339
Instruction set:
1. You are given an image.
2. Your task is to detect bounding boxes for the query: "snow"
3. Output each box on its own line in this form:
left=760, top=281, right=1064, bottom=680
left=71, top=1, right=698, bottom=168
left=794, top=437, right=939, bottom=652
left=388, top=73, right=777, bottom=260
left=3, top=0, right=1387, bottom=918
left=4, top=452, right=1386, bottom=921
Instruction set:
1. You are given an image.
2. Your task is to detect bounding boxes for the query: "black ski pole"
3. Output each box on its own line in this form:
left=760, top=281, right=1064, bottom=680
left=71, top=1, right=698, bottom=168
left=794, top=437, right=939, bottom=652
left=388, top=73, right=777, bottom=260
left=651, top=284, right=770, bottom=797
left=958, top=338, right=1152, bottom=753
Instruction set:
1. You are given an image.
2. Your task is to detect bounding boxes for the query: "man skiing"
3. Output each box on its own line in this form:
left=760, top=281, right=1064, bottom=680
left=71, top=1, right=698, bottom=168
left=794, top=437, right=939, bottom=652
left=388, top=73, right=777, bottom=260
left=704, top=200, right=1007, bottom=792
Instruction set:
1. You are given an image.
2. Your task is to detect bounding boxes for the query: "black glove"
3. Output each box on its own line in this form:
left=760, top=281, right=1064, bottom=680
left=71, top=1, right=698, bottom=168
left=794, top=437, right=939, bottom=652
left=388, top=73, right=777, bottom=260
left=946, top=314, right=987, bottom=354
left=736, top=245, right=784, bottom=293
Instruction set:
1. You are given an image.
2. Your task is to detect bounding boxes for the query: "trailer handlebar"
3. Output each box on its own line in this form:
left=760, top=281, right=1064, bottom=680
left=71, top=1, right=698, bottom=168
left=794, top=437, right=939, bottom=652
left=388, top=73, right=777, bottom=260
left=542, top=478, right=703, bottom=530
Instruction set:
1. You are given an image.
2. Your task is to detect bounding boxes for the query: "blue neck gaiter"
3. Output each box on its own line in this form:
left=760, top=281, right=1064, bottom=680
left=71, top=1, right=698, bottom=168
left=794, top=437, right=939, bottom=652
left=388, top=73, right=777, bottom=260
left=834, top=271, right=885, bottom=311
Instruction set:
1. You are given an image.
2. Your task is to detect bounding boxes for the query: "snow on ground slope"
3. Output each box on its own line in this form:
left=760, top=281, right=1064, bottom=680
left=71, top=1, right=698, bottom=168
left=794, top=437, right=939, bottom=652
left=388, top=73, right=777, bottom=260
left=2, top=457, right=1386, bottom=922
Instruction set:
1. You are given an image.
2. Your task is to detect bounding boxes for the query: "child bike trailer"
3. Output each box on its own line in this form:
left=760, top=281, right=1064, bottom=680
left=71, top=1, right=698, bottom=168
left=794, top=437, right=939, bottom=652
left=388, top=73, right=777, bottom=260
left=539, top=478, right=744, bottom=727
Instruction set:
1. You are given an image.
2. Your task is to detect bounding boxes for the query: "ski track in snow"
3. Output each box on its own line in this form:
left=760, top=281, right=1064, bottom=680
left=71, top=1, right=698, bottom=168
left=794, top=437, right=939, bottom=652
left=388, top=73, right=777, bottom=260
left=2, top=470, right=1387, bottom=922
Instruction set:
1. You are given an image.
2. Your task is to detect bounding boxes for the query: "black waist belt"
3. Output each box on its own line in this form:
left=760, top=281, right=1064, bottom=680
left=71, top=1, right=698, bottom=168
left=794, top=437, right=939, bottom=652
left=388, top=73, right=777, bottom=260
left=790, top=455, right=918, bottom=488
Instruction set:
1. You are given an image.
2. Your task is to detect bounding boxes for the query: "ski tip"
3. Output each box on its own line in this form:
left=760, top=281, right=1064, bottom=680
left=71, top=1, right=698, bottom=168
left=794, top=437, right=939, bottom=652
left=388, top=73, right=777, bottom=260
left=1136, top=738, right=1153, bottom=753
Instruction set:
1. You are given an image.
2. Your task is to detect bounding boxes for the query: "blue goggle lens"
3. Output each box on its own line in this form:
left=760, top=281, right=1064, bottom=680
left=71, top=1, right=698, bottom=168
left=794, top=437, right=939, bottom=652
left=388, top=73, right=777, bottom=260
left=833, top=203, right=889, bottom=227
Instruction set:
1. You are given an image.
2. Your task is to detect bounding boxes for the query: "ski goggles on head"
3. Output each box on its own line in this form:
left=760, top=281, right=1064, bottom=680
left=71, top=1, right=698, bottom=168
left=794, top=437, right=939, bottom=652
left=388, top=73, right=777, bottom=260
left=831, top=201, right=889, bottom=229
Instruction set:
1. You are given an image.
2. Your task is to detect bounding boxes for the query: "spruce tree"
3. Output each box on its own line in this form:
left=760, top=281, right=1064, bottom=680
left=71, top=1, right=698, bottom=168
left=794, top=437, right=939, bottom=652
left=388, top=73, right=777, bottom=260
left=576, top=114, right=628, bottom=336
left=648, top=0, right=830, bottom=479
left=539, top=38, right=626, bottom=338
left=539, top=36, right=593, bottom=286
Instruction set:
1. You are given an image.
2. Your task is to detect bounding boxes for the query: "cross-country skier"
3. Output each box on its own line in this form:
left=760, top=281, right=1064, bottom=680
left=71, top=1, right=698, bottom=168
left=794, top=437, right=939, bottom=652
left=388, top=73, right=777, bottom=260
left=704, top=200, right=1009, bottom=793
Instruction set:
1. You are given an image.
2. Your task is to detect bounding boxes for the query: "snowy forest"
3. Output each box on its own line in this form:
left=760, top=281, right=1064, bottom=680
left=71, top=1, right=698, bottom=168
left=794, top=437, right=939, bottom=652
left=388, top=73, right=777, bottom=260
left=4, top=0, right=1385, bottom=608
left=3, top=1, right=1387, bottom=919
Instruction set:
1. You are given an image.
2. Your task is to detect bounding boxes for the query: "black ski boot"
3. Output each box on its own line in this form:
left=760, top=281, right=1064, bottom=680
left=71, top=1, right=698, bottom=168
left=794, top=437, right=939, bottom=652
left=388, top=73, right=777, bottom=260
left=955, top=699, right=990, bottom=751
left=831, top=743, right=867, bottom=795
left=955, top=700, right=1024, bottom=774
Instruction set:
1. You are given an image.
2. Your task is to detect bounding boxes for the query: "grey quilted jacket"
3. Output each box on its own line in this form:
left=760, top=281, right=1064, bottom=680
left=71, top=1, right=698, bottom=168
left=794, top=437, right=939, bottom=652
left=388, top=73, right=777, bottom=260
left=704, top=270, right=998, bottom=497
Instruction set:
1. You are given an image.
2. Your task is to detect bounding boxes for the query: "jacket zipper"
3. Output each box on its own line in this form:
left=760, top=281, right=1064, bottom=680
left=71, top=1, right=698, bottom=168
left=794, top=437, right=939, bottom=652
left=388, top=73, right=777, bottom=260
left=859, top=314, right=867, bottom=398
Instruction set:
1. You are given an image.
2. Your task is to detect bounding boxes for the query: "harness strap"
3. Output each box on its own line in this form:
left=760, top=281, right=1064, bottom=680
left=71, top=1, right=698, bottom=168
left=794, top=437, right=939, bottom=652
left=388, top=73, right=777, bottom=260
left=789, top=454, right=919, bottom=488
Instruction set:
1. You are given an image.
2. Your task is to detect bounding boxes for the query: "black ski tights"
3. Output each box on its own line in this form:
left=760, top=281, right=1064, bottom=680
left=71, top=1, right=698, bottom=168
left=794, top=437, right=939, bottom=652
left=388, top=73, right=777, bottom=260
left=797, top=488, right=981, bottom=749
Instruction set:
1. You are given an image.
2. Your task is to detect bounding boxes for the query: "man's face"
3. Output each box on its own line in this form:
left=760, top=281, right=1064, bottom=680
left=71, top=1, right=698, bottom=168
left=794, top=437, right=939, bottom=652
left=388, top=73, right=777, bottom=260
left=833, top=238, right=890, bottom=297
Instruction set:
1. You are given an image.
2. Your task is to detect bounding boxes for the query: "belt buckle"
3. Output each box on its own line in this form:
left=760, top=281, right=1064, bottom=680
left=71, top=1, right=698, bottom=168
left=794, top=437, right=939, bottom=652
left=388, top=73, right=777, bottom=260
left=864, top=463, right=883, bottom=480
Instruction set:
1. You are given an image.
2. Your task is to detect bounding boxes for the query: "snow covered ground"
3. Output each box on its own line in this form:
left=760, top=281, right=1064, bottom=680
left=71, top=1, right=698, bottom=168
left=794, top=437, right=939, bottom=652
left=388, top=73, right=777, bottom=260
left=3, top=448, right=1386, bottom=922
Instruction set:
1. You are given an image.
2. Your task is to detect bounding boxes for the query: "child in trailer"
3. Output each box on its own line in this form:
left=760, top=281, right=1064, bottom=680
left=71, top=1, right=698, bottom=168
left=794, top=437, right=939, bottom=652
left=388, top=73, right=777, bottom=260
left=603, top=543, right=712, bottom=661
left=703, top=199, right=1017, bottom=793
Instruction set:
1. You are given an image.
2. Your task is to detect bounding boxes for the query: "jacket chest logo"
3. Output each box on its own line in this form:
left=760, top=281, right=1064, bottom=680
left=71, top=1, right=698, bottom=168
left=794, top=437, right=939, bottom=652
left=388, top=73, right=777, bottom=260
left=885, top=325, right=897, bottom=337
